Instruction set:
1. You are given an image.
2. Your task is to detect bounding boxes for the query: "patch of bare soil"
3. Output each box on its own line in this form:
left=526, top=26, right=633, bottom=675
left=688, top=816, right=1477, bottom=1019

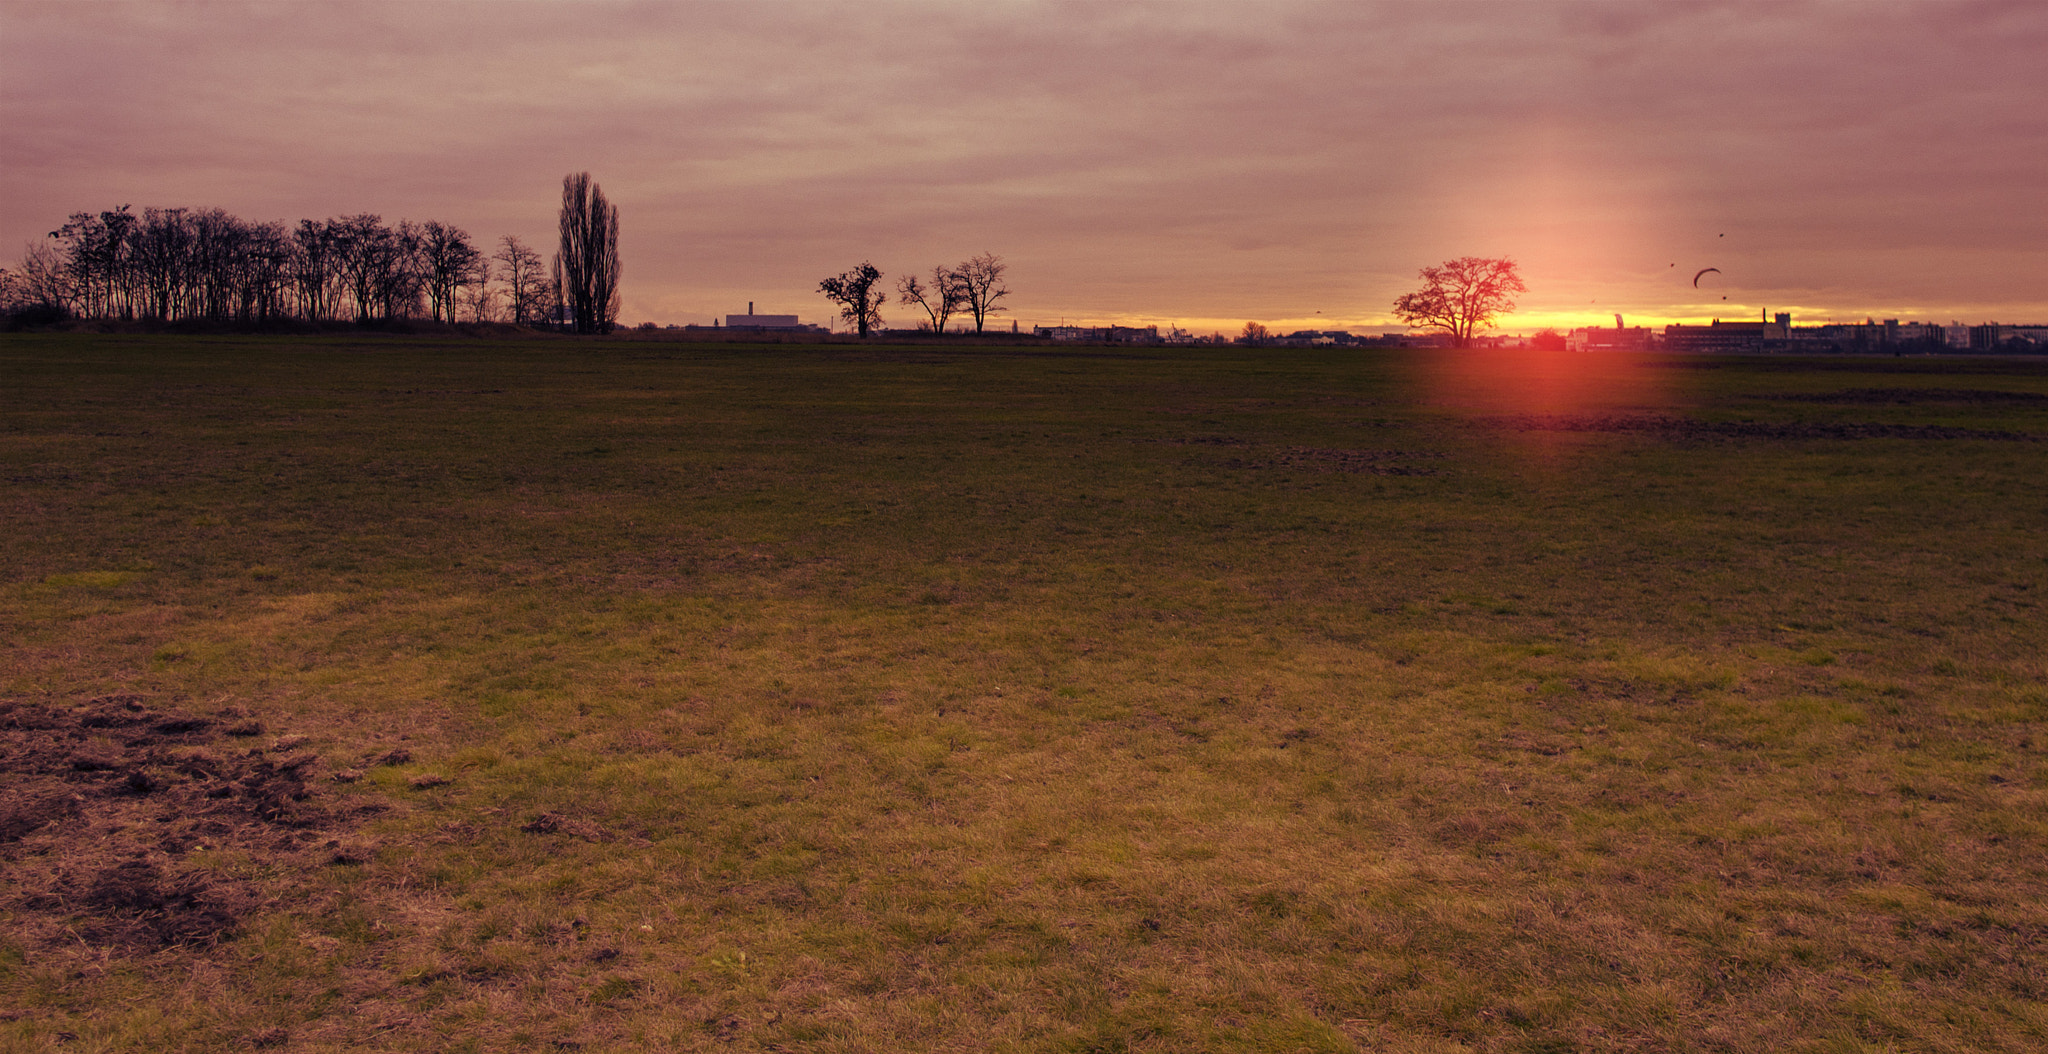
left=1765, top=387, right=2048, bottom=406
left=1485, top=413, right=2035, bottom=441
left=0, top=695, right=383, bottom=950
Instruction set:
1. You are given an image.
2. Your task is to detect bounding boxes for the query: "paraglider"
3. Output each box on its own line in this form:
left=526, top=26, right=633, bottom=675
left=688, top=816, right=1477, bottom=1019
left=1692, top=267, right=1721, bottom=288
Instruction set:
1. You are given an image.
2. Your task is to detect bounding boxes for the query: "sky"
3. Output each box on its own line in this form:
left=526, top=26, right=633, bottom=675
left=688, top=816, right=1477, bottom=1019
left=3, top=0, right=2044, bottom=334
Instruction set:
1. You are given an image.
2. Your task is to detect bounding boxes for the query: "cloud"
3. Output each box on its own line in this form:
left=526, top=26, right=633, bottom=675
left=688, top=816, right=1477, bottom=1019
left=3, top=0, right=2043, bottom=327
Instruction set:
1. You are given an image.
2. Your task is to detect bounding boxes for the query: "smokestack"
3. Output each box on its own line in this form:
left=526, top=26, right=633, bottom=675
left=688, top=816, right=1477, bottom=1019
left=1614, top=313, right=1623, bottom=330
left=749, top=301, right=754, bottom=316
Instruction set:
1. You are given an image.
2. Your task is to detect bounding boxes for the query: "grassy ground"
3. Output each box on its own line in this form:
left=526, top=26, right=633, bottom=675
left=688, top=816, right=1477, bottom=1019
left=2, top=333, right=2044, bottom=1053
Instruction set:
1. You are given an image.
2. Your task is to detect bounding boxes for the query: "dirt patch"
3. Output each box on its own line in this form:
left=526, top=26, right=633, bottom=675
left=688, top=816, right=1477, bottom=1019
left=1765, top=387, right=2048, bottom=406
left=521, top=811, right=612, bottom=841
left=1485, top=414, right=2035, bottom=442
left=0, top=694, right=384, bottom=950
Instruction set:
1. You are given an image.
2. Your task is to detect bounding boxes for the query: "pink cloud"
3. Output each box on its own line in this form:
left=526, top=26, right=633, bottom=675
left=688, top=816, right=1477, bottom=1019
left=4, top=1, right=2042, bottom=329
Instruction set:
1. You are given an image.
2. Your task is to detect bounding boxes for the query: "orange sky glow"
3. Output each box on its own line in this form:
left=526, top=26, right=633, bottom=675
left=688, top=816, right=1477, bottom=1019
left=3, top=1, right=2043, bottom=334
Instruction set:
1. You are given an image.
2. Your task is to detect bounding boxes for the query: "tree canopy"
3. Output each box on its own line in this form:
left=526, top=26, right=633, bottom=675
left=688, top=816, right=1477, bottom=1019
left=819, top=262, right=886, bottom=337
left=1392, top=256, right=1525, bottom=348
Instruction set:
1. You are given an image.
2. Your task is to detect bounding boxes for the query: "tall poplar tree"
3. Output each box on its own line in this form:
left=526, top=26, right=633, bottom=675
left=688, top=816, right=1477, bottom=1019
left=555, top=172, right=620, bottom=334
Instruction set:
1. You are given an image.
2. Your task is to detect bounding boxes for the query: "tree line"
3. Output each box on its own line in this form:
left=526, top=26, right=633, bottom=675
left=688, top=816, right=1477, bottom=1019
left=4, top=178, right=1522, bottom=344
left=819, top=252, right=1010, bottom=337
left=1, top=172, right=621, bottom=333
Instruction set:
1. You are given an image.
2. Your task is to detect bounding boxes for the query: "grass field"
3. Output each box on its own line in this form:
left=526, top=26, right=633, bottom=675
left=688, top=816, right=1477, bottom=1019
left=2, top=333, right=2045, bottom=1053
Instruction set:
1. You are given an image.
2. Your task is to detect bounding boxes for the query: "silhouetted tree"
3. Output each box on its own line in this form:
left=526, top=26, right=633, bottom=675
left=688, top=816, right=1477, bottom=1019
left=330, top=215, right=393, bottom=321
left=1392, top=256, right=1525, bottom=348
left=953, top=252, right=1010, bottom=333
left=22, top=248, right=68, bottom=309
left=380, top=220, right=428, bottom=321
left=820, top=262, right=886, bottom=336
left=188, top=208, right=247, bottom=320
left=40, top=204, right=290, bottom=323
left=420, top=221, right=481, bottom=323
left=290, top=220, right=341, bottom=320
left=1240, top=321, right=1270, bottom=345
left=20, top=198, right=580, bottom=328
left=897, top=266, right=965, bottom=333
left=236, top=220, right=293, bottom=322
left=461, top=254, right=496, bottom=323
left=495, top=235, right=547, bottom=325
left=1, top=246, right=70, bottom=325
left=19, top=241, right=71, bottom=314
left=555, top=172, right=620, bottom=334
left=51, top=207, right=138, bottom=319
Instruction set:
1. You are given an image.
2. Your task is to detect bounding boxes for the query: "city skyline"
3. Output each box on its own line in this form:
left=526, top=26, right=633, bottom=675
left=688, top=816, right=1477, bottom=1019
left=3, top=1, right=2043, bottom=334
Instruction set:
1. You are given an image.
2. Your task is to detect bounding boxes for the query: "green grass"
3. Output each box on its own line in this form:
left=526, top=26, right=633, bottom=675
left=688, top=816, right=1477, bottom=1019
left=2, top=333, right=2045, bottom=1052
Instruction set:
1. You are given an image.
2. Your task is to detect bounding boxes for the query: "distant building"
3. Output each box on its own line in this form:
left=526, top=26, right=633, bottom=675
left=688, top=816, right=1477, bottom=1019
left=1971, top=324, right=2048, bottom=350
left=725, top=313, right=804, bottom=329
left=1662, top=315, right=1793, bottom=352
left=1566, top=326, right=1656, bottom=351
left=1788, top=319, right=1952, bottom=351
left=722, top=301, right=822, bottom=331
left=1643, top=313, right=2047, bottom=353
left=1873, top=320, right=1948, bottom=347
left=1034, top=325, right=1160, bottom=343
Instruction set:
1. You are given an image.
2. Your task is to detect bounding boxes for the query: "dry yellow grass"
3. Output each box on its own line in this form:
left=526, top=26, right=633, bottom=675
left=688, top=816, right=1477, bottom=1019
left=1, top=334, right=2044, bottom=1052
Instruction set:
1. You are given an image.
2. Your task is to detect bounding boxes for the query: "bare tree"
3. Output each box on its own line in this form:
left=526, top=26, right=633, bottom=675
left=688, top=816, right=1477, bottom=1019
left=380, top=220, right=428, bottom=320
left=555, top=172, right=620, bottom=334
left=51, top=207, right=139, bottom=319
left=462, top=254, right=496, bottom=323
left=819, top=262, right=885, bottom=336
left=1391, top=256, right=1526, bottom=348
left=43, top=205, right=297, bottom=323
left=17, top=241, right=73, bottom=314
left=1240, top=321, right=1271, bottom=345
left=0, top=255, right=70, bottom=325
left=235, top=220, right=292, bottom=323
left=21, top=201, right=510, bottom=326
left=495, top=235, right=547, bottom=325
left=330, top=214, right=392, bottom=321
left=952, top=252, right=1010, bottom=333
left=188, top=208, right=247, bottom=321
left=897, top=266, right=965, bottom=334
left=419, top=221, right=481, bottom=323
left=290, top=220, right=341, bottom=320
left=134, top=207, right=199, bottom=320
